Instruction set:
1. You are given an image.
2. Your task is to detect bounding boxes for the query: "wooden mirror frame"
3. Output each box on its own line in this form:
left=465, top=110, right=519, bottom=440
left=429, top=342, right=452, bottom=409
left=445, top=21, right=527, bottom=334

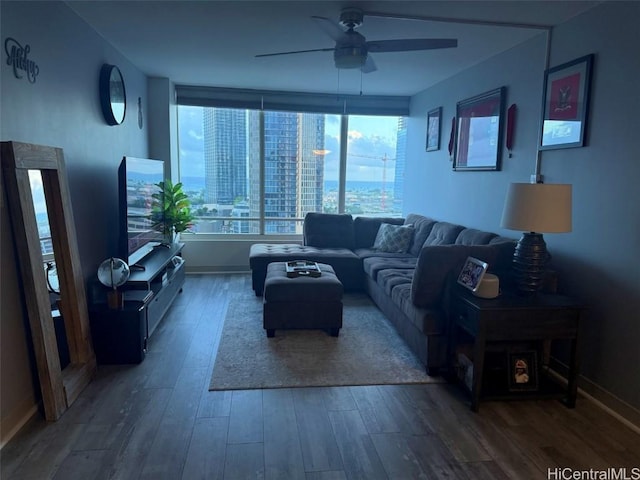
left=1, top=141, right=96, bottom=421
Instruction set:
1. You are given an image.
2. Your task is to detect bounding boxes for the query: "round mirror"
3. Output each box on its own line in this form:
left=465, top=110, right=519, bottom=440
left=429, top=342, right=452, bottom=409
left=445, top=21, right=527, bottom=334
left=99, top=64, right=127, bottom=125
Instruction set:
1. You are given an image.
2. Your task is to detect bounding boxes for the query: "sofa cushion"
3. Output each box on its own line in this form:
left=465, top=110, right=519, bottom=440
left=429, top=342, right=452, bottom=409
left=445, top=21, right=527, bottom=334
left=363, top=256, right=417, bottom=281
left=391, top=283, right=444, bottom=335
left=303, top=212, right=354, bottom=249
left=373, top=223, right=415, bottom=253
left=405, top=214, right=437, bottom=256
left=355, top=248, right=414, bottom=260
left=354, top=216, right=404, bottom=248
left=455, top=228, right=498, bottom=245
left=423, top=222, right=465, bottom=246
left=376, top=268, right=414, bottom=296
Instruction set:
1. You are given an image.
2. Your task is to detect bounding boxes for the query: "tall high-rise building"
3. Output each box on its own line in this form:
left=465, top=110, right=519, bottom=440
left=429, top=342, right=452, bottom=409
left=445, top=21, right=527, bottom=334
left=203, top=108, right=247, bottom=205
left=296, top=113, right=325, bottom=218
left=393, top=117, right=407, bottom=214
left=248, top=111, right=325, bottom=233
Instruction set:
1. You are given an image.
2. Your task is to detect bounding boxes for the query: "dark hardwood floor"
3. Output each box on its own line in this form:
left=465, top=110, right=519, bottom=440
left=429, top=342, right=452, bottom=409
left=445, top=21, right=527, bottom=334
left=2, top=273, right=639, bottom=479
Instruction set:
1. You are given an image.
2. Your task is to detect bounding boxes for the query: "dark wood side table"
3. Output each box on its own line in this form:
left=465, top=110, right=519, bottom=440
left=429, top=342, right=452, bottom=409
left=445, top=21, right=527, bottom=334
left=451, top=288, right=583, bottom=412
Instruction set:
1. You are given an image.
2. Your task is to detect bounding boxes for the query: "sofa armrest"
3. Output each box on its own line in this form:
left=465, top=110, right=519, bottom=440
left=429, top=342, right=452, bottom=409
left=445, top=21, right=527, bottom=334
left=411, top=242, right=516, bottom=308
left=411, top=245, right=466, bottom=308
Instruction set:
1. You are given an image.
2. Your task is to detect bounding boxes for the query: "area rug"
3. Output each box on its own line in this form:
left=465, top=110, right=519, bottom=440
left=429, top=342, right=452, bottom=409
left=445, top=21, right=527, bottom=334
left=209, top=292, right=442, bottom=390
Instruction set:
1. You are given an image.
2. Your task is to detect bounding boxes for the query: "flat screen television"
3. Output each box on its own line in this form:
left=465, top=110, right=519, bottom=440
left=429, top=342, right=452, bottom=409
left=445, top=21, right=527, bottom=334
left=117, top=156, right=166, bottom=266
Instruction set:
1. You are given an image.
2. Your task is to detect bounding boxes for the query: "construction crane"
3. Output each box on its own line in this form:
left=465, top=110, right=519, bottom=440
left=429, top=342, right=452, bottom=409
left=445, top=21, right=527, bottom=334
left=347, top=152, right=395, bottom=210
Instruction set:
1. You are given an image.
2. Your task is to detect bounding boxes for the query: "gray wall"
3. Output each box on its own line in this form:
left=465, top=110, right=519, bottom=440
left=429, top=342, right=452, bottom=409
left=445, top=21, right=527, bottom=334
left=404, top=2, right=640, bottom=414
left=1, top=1, right=148, bottom=444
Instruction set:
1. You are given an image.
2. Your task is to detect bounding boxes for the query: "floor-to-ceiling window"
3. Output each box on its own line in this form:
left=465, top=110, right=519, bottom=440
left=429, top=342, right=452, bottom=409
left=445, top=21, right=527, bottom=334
left=177, top=101, right=406, bottom=235
left=344, top=115, right=406, bottom=217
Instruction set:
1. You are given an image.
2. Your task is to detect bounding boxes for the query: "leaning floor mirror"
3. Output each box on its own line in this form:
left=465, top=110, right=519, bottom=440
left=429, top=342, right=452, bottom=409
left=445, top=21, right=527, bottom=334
left=1, top=141, right=96, bottom=421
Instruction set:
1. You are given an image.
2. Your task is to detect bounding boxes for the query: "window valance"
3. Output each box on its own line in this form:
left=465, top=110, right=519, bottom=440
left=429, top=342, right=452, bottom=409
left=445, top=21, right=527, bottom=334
left=175, top=85, right=409, bottom=116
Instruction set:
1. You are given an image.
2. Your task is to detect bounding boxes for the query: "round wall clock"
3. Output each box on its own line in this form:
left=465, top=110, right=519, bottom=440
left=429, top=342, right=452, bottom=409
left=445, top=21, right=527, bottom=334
left=99, top=64, right=126, bottom=125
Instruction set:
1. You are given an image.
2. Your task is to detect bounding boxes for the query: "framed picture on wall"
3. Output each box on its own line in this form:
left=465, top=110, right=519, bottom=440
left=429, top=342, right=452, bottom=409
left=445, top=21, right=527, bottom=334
left=453, top=87, right=505, bottom=171
left=426, top=107, right=442, bottom=152
left=539, top=54, right=594, bottom=150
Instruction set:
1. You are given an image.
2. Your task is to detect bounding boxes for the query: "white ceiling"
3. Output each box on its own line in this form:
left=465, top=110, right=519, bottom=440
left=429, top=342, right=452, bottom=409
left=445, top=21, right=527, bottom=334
left=66, top=0, right=600, bottom=97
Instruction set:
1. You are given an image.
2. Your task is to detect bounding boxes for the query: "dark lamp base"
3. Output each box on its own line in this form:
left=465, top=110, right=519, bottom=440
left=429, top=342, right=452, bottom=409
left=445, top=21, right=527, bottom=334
left=513, top=232, right=549, bottom=295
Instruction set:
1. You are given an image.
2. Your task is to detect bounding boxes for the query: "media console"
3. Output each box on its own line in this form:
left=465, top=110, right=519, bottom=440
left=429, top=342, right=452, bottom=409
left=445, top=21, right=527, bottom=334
left=127, top=242, right=185, bottom=336
left=89, top=243, right=185, bottom=364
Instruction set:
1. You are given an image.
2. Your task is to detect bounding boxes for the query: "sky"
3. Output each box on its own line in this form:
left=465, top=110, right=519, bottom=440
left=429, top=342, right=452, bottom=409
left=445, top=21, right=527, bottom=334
left=177, top=106, right=401, bottom=183
left=29, top=170, right=48, bottom=217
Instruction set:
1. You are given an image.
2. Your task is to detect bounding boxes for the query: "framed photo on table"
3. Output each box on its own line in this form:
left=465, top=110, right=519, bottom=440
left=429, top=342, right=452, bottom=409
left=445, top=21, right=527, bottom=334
left=508, top=351, right=539, bottom=392
left=539, top=54, right=594, bottom=150
left=457, top=256, right=488, bottom=293
left=453, top=87, right=505, bottom=171
left=426, top=107, right=442, bottom=152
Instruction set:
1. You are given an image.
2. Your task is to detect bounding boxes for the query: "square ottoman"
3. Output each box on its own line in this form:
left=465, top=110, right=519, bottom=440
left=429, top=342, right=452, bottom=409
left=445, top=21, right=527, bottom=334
left=263, top=262, right=343, bottom=337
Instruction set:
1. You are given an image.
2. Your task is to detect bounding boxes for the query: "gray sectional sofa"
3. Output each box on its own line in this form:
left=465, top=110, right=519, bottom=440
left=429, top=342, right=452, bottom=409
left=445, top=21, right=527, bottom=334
left=249, top=212, right=516, bottom=375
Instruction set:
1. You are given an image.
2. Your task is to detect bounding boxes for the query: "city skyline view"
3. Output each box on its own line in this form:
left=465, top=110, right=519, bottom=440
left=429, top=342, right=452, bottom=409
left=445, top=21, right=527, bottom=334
left=177, top=106, right=407, bottom=233
left=179, top=107, right=402, bottom=184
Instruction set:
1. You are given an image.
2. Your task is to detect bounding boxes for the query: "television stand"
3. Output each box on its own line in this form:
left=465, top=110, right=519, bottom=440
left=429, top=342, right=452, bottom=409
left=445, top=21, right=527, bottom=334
left=125, top=242, right=185, bottom=338
left=88, top=243, right=185, bottom=364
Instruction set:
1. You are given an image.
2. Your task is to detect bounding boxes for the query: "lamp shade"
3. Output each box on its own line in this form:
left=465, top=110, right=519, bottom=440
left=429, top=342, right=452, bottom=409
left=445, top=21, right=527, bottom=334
left=501, top=183, right=572, bottom=233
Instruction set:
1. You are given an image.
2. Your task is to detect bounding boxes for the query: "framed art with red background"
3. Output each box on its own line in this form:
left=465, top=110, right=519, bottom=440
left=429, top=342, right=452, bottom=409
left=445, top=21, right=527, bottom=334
left=539, top=54, right=594, bottom=150
left=453, top=87, right=505, bottom=171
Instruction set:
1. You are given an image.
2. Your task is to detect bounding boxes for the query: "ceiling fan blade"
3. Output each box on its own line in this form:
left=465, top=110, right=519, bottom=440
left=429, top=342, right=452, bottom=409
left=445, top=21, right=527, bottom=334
left=255, top=47, right=334, bottom=58
left=366, top=38, right=457, bottom=53
left=361, top=55, right=377, bottom=74
left=311, top=15, right=347, bottom=42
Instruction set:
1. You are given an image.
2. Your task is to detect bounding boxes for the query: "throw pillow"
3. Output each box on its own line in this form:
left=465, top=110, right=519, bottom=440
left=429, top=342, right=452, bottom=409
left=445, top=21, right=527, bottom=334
left=373, top=223, right=415, bottom=253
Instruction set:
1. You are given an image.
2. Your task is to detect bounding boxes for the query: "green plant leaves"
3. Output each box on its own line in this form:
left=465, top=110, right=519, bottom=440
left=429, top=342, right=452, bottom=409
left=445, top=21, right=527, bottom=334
left=151, top=179, right=194, bottom=238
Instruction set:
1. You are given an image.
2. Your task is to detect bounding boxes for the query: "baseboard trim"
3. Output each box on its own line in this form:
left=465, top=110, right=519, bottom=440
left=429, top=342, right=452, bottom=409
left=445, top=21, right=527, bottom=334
left=0, top=403, right=39, bottom=450
left=577, top=376, right=640, bottom=433
left=186, top=266, right=250, bottom=274
left=550, top=358, right=640, bottom=433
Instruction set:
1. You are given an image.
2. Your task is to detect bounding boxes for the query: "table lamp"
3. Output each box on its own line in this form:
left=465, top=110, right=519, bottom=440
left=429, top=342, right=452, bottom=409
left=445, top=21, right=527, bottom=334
left=500, top=183, right=572, bottom=294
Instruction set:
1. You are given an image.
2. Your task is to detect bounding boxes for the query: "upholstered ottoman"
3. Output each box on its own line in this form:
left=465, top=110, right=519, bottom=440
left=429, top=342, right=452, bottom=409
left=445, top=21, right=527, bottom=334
left=249, top=243, right=363, bottom=295
left=263, top=262, right=343, bottom=338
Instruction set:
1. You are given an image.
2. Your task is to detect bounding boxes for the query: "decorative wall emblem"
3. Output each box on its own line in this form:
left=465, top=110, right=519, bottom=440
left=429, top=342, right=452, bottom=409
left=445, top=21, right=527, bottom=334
left=4, top=37, right=40, bottom=83
left=138, top=97, right=143, bottom=129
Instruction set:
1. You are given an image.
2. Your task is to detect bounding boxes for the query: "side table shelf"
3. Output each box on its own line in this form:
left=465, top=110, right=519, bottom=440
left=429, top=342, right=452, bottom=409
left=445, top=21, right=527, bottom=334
left=451, top=288, right=583, bottom=412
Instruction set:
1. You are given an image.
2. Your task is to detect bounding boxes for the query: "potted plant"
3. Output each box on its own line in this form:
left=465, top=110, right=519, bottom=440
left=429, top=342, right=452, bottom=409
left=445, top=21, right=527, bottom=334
left=152, top=179, right=194, bottom=243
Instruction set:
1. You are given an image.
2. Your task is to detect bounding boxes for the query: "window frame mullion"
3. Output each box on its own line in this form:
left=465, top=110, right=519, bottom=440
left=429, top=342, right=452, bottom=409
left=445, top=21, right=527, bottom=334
left=338, top=114, right=348, bottom=215
left=259, top=110, right=265, bottom=235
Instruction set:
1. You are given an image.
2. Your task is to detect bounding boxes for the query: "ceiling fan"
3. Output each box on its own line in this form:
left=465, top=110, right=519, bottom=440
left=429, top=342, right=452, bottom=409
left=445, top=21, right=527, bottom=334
left=255, top=7, right=457, bottom=73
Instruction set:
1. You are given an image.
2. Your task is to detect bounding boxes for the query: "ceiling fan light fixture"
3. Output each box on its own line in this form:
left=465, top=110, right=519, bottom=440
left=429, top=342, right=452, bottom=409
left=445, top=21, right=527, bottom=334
left=333, top=47, right=367, bottom=69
